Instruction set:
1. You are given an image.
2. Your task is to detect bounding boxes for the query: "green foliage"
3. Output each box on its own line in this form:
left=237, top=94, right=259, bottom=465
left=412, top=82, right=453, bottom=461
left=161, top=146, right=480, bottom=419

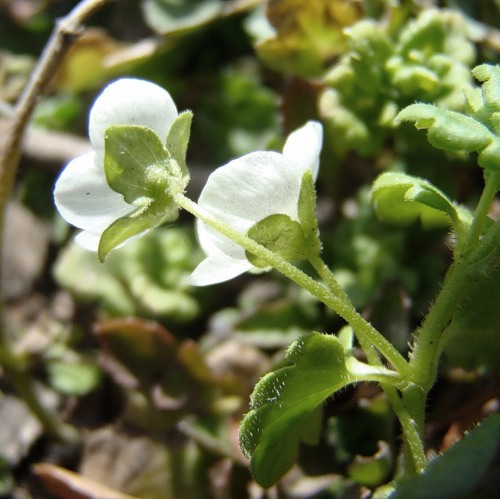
left=444, top=262, right=500, bottom=370
left=143, top=0, right=226, bottom=36
left=319, top=9, right=476, bottom=158
left=324, top=188, right=443, bottom=312
left=54, top=228, right=202, bottom=320
left=371, top=172, right=473, bottom=247
left=47, top=359, right=103, bottom=396
left=211, top=282, right=321, bottom=348
left=397, top=64, right=500, bottom=172
left=239, top=331, right=401, bottom=487
left=32, top=94, right=82, bottom=131
left=390, top=414, right=500, bottom=499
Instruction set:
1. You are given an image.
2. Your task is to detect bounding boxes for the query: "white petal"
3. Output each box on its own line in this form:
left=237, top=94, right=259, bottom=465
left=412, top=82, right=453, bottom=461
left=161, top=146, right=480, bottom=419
left=282, top=121, right=323, bottom=180
left=197, top=151, right=302, bottom=262
left=195, top=217, right=247, bottom=261
left=54, top=152, right=135, bottom=233
left=190, top=254, right=253, bottom=286
left=199, top=151, right=301, bottom=226
left=89, top=78, right=178, bottom=164
left=74, top=230, right=101, bottom=251
left=75, top=227, right=151, bottom=252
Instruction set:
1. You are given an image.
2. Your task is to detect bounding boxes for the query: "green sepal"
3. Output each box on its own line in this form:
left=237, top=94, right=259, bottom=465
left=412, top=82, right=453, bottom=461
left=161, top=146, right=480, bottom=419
left=246, top=211, right=319, bottom=268
left=101, top=125, right=184, bottom=260
left=371, top=172, right=472, bottom=239
left=105, top=125, right=171, bottom=202
left=472, top=64, right=500, bottom=113
left=166, top=110, right=193, bottom=180
left=246, top=171, right=320, bottom=267
left=396, top=63, right=500, bottom=172
left=239, top=332, right=401, bottom=488
left=98, top=198, right=178, bottom=262
left=298, top=170, right=321, bottom=255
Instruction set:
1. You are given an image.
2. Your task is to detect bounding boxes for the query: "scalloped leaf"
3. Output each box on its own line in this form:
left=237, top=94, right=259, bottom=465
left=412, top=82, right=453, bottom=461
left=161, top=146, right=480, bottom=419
left=396, top=103, right=492, bottom=153
left=239, top=332, right=400, bottom=488
left=396, top=64, right=500, bottom=172
left=370, top=172, right=464, bottom=230
left=472, top=64, right=500, bottom=113
left=239, top=333, right=353, bottom=487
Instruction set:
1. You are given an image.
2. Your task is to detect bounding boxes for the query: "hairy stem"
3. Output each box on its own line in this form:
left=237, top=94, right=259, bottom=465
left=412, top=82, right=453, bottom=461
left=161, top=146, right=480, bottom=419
left=402, top=170, right=500, bottom=474
left=308, top=255, right=425, bottom=475
left=462, top=171, right=500, bottom=259
left=0, top=0, right=113, bottom=442
left=175, top=193, right=409, bottom=375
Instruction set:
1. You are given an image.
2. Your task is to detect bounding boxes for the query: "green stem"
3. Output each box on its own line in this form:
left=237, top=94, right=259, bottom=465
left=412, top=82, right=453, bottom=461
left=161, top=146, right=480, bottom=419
left=462, top=171, right=500, bottom=258
left=308, top=254, right=410, bottom=376
left=0, top=0, right=112, bottom=442
left=410, top=170, right=499, bottom=390
left=307, top=254, right=425, bottom=475
left=400, top=170, right=500, bottom=474
left=174, top=193, right=409, bottom=376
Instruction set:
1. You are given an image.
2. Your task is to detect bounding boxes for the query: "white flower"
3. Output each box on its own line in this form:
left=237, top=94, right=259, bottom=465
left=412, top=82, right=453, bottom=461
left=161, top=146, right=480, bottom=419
left=54, top=78, right=178, bottom=251
left=190, top=121, right=323, bottom=286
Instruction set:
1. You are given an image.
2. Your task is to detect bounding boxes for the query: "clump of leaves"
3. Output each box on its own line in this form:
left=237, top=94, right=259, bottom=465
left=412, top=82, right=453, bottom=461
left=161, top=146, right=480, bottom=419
left=319, top=8, right=476, bottom=157
left=53, top=227, right=202, bottom=320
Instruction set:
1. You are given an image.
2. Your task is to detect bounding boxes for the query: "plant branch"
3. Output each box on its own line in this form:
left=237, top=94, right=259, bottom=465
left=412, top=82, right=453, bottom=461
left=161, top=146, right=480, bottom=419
left=175, top=193, right=409, bottom=375
left=306, top=255, right=425, bottom=475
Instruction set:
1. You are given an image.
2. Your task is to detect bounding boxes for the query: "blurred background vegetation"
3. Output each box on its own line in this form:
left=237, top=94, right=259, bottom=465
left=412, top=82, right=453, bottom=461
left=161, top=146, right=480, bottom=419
left=0, top=0, right=499, bottom=497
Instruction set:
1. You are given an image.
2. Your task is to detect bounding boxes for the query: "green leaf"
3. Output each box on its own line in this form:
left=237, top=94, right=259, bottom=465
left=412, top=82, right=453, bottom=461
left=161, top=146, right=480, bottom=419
left=396, top=103, right=492, bottom=153
left=472, top=64, right=500, bottom=113
left=143, top=0, right=223, bottom=36
left=444, top=241, right=500, bottom=370
left=54, top=228, right=201, bottom=320
left=391, top=414, right=500, bottom=499
left=348, top=441, right=392, bottom=488
left=246, top=213, right=318, bottom=267
left=166, top=110, right=193, bottom=178
left=298, top=170, right=321, bottom=255
left=370, top=172, right=465, bottom=230
left=239, top=333, right=353, bottom=487
left=104, top=125, right=170, bottom=203
left=239, top=332, right=400, bottom=488
left=255, top=0, right=363, bottom=78
left=98, top=199, right=177, bottom=262
left=47, top=359, right=102, bottom=396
